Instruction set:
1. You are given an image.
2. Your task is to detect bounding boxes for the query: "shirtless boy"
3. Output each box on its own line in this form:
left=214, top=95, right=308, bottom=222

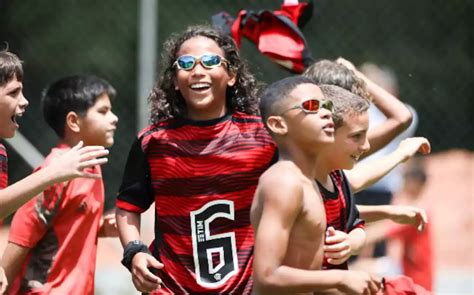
left=251, top=76, right=381, bottom=295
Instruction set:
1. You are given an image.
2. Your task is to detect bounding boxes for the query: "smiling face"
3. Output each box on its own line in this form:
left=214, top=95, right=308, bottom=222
left=77, top=94, right=118, bottom=147
left=174, top=36, right=236, bottom=120
left=330, top=111, right=370, bottom=170
left=0, top=76, right=29, bottom=138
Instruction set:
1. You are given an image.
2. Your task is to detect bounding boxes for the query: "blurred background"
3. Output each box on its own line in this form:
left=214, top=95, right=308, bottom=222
left=0, top=0, right=472, bottom=294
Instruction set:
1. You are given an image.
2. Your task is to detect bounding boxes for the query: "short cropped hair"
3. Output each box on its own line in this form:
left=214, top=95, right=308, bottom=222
left=303, top=59, right=370, bottom=100
left=259, top=75, right=315, bottom=124
left=42, top=75, right=116, bottom=138
left=319, top=84, right=369, bottom=128
left=0, top=50, right=23, bottom=86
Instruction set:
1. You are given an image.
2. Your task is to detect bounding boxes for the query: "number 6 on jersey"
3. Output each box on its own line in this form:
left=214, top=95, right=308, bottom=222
left=190, top=200, right=238, bottom=287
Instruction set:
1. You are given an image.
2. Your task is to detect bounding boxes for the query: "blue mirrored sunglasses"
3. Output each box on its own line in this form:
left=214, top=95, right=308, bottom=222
left=173, top=54, right=229, bottom=71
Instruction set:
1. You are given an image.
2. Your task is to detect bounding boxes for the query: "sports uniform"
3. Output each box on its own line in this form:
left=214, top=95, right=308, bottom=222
left=117, top=111, right=276, bottom=294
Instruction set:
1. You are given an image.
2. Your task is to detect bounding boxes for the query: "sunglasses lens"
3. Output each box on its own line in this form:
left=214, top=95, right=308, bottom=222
left=302, top=99, right=321, bottom=112
left=177, top=55, right=196, bottom=70
left=201, top=54, right=222, bottom=68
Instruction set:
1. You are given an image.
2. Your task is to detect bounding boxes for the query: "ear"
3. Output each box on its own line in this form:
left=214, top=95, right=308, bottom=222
left=266, top=115, right=288, bottom=136
left=227, top=72, right=237, bottom=87
left=65, top=111, right=81, bottom=133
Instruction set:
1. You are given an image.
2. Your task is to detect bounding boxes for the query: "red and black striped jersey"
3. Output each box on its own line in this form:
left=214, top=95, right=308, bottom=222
left=0, top=143, right=8, bottom=190
left=117, top=111, right=277, bottom=294
left=317, top=170, right=364, bottom=270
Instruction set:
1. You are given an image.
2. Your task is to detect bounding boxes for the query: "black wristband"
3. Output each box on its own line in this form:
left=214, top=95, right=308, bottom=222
left=121, top=240, right=151, bottom=271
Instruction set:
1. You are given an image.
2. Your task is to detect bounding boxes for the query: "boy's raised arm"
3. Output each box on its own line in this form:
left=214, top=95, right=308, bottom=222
left=336, top=58, right=413, bottom=157
left=345, top=137, right=430, bottom=193
left=0, top=141, right=108, bottom=218
left=358, top=204, right=427, bottom=231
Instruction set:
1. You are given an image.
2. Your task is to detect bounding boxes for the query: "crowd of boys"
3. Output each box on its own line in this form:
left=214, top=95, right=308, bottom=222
left=0, top=23, right=431, bottom=295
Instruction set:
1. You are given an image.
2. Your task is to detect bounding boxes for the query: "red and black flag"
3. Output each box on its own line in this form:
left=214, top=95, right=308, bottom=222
left=213, top=0, right=314, bottom=73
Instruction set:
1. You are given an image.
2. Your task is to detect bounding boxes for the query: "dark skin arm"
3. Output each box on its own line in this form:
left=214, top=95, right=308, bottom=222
left=0, top=142, right=108, bottom=219
left=253, top=170, right=381, bottom=294
left=116, top=208, right=163, bottom=293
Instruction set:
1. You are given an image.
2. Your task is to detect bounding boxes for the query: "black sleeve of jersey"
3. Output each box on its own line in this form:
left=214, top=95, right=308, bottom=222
left=116, top=137, right=154, bottom=211
left=341, top=171, right=365, bottom=231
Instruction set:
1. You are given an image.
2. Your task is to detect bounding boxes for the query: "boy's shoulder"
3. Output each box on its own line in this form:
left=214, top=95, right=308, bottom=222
left=31, top=145, right=75, bottom=179
left=256, top=161, right=307, bottom=210
left=259, top=161, right=305, bottom=192
left=39, top=144, right=99, bottom=175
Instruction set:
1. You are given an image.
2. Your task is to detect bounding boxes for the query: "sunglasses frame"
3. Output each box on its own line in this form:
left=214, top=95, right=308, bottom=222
left=173, top=54, right=229, bottom=71
left=279, top=98, right=333, bottom=116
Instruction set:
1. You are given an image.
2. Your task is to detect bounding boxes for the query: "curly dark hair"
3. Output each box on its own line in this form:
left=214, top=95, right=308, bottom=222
left=149, top=25, right=260, bottom=124
left=303, top=59, right=371, bottom=101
